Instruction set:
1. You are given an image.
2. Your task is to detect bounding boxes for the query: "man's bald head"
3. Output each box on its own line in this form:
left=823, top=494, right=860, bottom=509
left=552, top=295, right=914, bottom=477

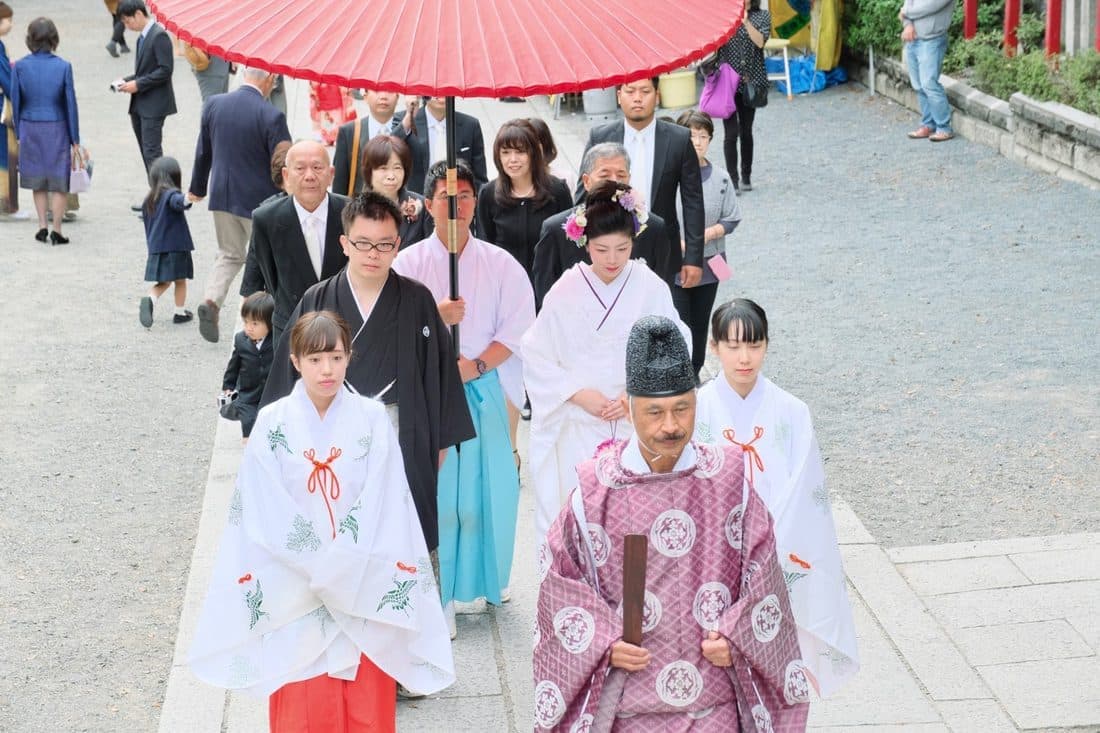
left=283, top=140, right=333, bottom=212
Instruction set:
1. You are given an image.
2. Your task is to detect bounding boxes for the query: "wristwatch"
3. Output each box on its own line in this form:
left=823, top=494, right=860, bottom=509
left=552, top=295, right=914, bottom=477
left=474, top=358, right=488, bottom=375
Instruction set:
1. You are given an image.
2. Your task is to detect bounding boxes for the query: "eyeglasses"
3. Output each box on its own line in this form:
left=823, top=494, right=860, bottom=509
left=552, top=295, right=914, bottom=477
left=346, top=238, right=398, bottom=252
left=431, top=193, right=476, bottom=203
left=690, top=132, right=712, bottom=142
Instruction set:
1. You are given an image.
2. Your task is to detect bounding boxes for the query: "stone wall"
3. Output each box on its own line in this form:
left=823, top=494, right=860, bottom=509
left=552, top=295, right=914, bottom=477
left=847, top=54, right=1100, bottom=190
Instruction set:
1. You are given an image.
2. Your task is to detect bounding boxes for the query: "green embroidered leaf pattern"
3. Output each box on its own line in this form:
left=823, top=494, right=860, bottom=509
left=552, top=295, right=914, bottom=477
left=309, top=606, right=334, bottom=636
left=245, top=580, right=269, bottom=630
left=697, top=423, right=713, bottom=443
left=338, top=501, right=361, bottom=543
left=820, top=648, right=855, bottom=673
left=417, top=555, right=436, bottom=595
left=267, top=423, right=291, bottom=454
left=773, top=421, right=791, bottom=456
left=286, top=514, right=321, bottom=552
left=227, top=486, right=243, bottom=526
left=355, top=433, right=372, bottom=461
left=784, top=570, right=808, bottom=593
left=376, top=578, right=417, bottom=616
left=228, top=655, right=260, bottom=687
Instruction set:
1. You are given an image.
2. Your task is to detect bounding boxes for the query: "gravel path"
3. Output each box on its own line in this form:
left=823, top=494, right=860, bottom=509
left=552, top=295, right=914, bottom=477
left=1, top=4, right=1097, bottom=730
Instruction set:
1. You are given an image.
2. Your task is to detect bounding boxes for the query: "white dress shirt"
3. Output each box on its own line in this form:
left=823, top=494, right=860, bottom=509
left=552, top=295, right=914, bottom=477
left=426, top=114, right=447, bottom=168
left=624, top=117, right=657, bottom=204
left=293, top=195, right=329, bottom=279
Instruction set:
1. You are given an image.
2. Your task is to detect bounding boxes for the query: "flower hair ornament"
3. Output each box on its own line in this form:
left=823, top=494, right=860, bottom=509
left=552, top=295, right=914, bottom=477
left=562, top=188, right=649, bottom=248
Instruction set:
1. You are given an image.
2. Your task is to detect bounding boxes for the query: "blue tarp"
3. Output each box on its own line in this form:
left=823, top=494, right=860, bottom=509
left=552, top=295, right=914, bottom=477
left=766, top=54, right=848, bottom=95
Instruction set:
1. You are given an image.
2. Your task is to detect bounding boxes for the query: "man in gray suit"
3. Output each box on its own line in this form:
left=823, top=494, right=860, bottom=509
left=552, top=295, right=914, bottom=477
left=116, top=0, right=175, bottom=173
left=188, top=68, right=291, bottom=343
left=578, top=77, right=706, bottom=305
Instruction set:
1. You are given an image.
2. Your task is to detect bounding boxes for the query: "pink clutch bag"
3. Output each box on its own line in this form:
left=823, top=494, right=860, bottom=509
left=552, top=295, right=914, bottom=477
left=708, top=253, right=732, bottom=281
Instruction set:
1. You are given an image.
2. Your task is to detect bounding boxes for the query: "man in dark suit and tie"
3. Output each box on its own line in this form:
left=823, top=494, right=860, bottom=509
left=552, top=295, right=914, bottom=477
left=402, top=96, right=487, bottom=195
left=188, top=67, right=290, bottom=343
left=242, top=141, right=349, bottom=344
left=532, top=142, right=673, bottom=310
left=578, top=77, right=706, bottom=321
left=116, top=0, right=175, bottom=173
left=331, top=90, right=405, bottom=197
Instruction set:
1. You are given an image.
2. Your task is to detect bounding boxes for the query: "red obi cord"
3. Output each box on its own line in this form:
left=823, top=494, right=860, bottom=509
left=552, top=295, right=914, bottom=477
left=305, top=447, right=342, bottom=538
left=722, top=426, right=765, bottom=489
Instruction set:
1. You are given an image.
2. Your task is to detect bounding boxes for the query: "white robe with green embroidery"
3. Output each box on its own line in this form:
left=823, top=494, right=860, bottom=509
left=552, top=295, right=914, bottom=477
left=694, top=374, right=859, bottom=698
left=189, top=382, right=455, bottom=697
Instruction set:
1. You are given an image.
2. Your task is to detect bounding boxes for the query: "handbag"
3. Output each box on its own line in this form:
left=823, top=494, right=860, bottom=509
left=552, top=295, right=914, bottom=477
left=744, top=80, right=769, bottom=109
left=698, top=62, right=740, bottom=119
left=182, top=42, right=211, bottom=73
left=69, top=146, right=91, bottom=194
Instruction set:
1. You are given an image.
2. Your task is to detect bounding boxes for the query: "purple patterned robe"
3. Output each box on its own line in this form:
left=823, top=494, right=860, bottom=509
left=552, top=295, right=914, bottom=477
left=533, top=440, right=810, bottom=732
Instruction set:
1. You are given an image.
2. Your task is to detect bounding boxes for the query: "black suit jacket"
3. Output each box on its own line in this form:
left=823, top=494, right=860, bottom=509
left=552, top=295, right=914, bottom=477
left=189, top=86, right=291, bottom=218
left=331, top=114, right=403, bottom=196
left=580, top=119, right=705, bottom=273
left=242, top=194, right=350, bottom=339
left=402, top=109, right=487, bottom=195
left=222, top=331, right=274, bottom=406
left=124, top=23, right=176, bottom=119
left=532, top=208, right=673, bottom=310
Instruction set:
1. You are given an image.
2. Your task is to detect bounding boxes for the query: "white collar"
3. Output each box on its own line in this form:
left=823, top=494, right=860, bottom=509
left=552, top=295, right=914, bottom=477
left=626, top=117, right=657, bottom=141
left=293, top=195, right=329, bottom=226
left=139, top=22, right=155, bottom=40
left=621, top=434, right=696, bottom=474
left=426, top=114, right=446, bottom=130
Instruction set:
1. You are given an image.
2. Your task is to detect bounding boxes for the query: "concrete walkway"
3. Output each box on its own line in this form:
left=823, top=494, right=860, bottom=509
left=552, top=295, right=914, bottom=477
left=158, top=86, right=1100, bottom=733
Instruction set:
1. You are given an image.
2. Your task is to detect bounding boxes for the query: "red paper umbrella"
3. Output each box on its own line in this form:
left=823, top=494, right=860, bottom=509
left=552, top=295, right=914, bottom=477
left=149, top=0, right=744, bottom=342
left=147, top=0, right=743, bottom=96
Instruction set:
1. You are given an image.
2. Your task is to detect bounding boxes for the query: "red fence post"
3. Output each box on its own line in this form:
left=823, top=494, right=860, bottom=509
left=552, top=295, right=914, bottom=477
left=964, top=0, right=978, bottom=38
left=1004, top=0, right=1021, bottom=55
left=1096, top=0, right=1100, bottom=51
left=1045, top=0, right=1062, bottom=55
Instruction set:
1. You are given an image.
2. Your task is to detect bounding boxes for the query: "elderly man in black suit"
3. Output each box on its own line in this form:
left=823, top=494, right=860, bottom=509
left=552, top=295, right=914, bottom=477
left=402, top=96, right=487, bottom=195
left=115, top=0, right=175, bottom=174
left=188, top=67, right=290, bottom=343
left=531, top=142, right=673, bottom=310
left=241, top=141, right=349, bottom=344
left=579, top=77, right=707, bottom=321
left=331, top=90, right=405, bottom=197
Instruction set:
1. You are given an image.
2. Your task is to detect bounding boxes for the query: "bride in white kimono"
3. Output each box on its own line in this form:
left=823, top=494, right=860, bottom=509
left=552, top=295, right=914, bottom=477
left=190, top=311, right=454, bottom=730
left=522, top=180, right=690, bottom=547
left=694, top=298, right=859, bottom=699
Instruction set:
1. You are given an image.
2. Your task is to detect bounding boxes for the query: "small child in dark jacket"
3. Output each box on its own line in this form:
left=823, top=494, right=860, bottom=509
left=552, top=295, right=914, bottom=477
left=140, top=156, right=195, bottom=328
left=220, top=292, right=275, bottom=440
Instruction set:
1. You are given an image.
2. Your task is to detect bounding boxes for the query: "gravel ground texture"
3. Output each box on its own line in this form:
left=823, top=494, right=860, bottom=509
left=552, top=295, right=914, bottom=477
left=1, top=3, right=1098, bottom=731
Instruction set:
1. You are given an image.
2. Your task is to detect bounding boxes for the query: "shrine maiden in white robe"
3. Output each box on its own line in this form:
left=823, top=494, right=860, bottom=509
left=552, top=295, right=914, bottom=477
left=694, top=374, right=859, bottom=697
left=522, top=260, right=689, bottom=546
left=189, top=382, right=455, bottom=697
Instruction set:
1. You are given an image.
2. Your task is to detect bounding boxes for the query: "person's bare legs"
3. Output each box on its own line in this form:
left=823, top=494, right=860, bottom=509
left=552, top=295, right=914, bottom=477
left=149, top=281, right=171, bottom=299
left=32, top=191, right=48, bottom=229
left=172, top=279, right=187, bottom=308
left=49, top=192, right=67, bottom=235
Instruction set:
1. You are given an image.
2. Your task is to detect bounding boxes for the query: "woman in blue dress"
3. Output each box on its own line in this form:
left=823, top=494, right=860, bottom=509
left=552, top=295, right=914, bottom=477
left=10, top=16, right=80, bottom=244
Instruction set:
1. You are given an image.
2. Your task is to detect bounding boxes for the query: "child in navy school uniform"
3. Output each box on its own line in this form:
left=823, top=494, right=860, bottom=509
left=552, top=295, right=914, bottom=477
left=139, top=156, right=195, bottom=327
left=220, top=292, right=275, bottom=440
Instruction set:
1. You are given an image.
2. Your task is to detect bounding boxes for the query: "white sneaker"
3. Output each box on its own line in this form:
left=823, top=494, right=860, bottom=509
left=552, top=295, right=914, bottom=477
left=500, top=586, right=512, bottom=603
left=2, top=210, right=30, bottom=221
left=444, top=601, right=457, bottom=640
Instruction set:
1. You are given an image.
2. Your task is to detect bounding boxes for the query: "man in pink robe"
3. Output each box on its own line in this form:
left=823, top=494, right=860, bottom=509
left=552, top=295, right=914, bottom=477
left=534, top=315, right=810, bottom=731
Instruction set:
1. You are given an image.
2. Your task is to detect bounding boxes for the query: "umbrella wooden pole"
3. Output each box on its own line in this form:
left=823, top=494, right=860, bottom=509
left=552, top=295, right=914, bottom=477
left=445, top=96, right=459, bottom=347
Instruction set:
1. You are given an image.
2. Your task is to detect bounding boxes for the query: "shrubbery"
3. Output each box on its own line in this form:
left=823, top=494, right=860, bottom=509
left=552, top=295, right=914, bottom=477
left=845, top=0, right=1100, bottom=115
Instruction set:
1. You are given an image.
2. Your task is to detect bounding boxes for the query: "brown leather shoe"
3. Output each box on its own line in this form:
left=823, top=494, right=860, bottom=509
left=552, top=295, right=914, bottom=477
left=929, top=131, right=956, bottom=142
left=907, top=125, right=933, bottom=139
left=197, top=300, right=220, bottom=343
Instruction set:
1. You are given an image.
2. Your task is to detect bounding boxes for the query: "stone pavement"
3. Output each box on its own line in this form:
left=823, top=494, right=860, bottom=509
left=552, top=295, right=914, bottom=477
left=154, top=82, right=1100, bottom=733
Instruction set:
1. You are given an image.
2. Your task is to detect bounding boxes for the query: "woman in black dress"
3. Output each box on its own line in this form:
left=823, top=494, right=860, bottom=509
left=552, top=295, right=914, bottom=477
left=718, top=0, right=770, bottom=192
left=475, top=120, right=573, bottom=279
left=359, top=134, right=431, bottom=247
